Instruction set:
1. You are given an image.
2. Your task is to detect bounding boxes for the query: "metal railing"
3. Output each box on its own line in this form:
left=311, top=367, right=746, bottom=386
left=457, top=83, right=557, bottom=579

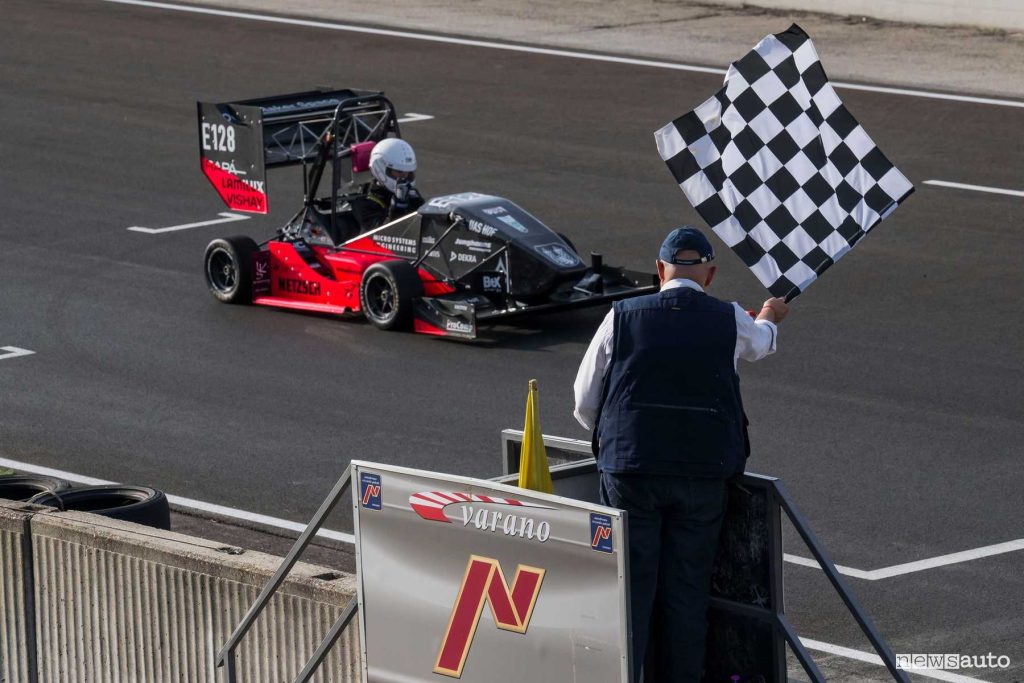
left=216, top=432, right=910, bottom=682
left=499, top=429, right=910, bottom=683
left=216, top=465, right=358, bottom=683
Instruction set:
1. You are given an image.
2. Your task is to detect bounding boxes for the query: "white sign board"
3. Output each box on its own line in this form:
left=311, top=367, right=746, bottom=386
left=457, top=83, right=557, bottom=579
left=351, top=460, right=630, bottom=683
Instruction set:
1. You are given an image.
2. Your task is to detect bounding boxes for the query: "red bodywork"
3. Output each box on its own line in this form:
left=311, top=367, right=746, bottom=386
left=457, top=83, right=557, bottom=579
left=252, top=236, right=454, bottom=316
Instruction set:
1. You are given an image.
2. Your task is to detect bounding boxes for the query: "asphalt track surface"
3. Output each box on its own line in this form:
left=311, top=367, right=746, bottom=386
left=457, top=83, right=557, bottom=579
left=1, top=1, right=1022, bottom=680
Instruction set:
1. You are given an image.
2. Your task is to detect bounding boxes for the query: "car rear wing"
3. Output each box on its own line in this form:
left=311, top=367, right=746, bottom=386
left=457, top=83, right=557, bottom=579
left=197, top=88, right=400, bottom=214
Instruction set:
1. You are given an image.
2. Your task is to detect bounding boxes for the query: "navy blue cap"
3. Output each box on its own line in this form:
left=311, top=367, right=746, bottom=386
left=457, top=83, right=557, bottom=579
left=659, top=226, right=715, bottom=264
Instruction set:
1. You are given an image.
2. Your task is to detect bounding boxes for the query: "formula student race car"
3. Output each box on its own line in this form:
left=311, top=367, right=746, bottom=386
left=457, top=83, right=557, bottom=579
left=198, top=88, right=657, bottom=339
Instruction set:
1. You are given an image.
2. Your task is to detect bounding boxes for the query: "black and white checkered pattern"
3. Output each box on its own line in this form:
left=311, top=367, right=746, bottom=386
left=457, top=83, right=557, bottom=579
left=655, top=24, right=913, bottom=300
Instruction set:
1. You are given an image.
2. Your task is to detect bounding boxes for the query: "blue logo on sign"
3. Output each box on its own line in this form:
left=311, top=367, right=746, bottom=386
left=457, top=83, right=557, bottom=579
left=360, top=473, right=382, bottom=511
left=590, top=513, right=613, bottom=553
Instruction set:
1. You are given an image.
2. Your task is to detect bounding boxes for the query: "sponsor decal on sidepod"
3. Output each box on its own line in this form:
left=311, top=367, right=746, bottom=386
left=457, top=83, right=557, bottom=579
left=278, top=278, right=321, bottom=295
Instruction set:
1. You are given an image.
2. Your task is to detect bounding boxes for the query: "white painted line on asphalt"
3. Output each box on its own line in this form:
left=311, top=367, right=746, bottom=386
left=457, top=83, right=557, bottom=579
left=823, top=82, right=1024, bottom=109
left=397, top=113, right=434, bottom=123
left=128, top=211, right=250, bottom=234
left=5, top=452, right=1019, bottom=576
left=0, top=456, right=355, bottom=545
left=924, top=180, right=1024, bottom=198
left=865, top=539, right=1024, bottom=580
left=98, top=0, right=1024, bottom=110
left=0, top=458, right=110, bottom=486
left=784, top=553, right=873, bottom=580
left=801, top=639, right=992, bottom=683
left=163, top=496, right=355, bottom=544
left=784, top=553, right=822, bottom=570
left=0, top=347, right=36, bottom=361
left=786, top=538, right=1024, bottom=580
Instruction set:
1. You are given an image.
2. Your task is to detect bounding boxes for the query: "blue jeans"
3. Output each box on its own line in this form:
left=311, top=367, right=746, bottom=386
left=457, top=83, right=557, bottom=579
left=600, top=472, right=728, bottom=683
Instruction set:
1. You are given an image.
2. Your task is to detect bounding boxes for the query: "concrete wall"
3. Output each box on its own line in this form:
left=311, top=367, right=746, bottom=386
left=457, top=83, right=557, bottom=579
left=0, top=500, right=360, bottom=683
left=713, top=0, right=1024, bottom=32
left=0, top=502, right=36, bottom=683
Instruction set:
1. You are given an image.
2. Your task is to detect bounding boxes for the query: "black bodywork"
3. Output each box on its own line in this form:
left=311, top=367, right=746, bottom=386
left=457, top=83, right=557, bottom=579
left=352, top=192, right=658, bottom=338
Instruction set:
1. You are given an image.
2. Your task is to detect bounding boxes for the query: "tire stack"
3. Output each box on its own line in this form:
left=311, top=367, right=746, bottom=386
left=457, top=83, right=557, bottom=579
left=0, top=474, right=171, bottom=530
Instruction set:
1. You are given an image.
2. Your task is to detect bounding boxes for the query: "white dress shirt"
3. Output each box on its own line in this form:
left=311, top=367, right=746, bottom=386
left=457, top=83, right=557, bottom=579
left=573, top=278, right=777, bottom=430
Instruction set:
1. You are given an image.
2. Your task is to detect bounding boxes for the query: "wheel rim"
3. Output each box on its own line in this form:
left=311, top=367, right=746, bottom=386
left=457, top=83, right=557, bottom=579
left=364, top=272, right=397, bottom=322
left=207, top=248, right=238, bottom=294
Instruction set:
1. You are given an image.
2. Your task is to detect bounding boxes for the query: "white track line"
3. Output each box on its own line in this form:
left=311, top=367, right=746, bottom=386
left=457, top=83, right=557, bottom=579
left=0, top=456, right=355, bottom=544
left=785, top=537, right=1024, bottom=580
left=128, top=211, right=250, bottom=234
left=801, top=639, right=992, bottom=683
left=4, top=455, right=1019, bottom=578
left=863, top=539, right=1024, bottom=580
left=98, top=0, right=1024, bottom=109
left=784, top=553, right=873, bottom=580
left=924, top=180, right=1024, bottom=198
left=0, top=347, right=36, bottom=361
left=396, top=113, right=434, bottom=123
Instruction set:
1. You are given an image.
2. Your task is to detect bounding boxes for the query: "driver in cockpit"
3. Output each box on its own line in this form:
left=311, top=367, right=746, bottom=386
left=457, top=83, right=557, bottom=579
left=349, top=138, right=425, bottom=231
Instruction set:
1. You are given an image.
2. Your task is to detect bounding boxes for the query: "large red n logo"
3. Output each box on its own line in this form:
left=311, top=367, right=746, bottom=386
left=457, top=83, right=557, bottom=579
left=434, top=555, right=545, bottom=678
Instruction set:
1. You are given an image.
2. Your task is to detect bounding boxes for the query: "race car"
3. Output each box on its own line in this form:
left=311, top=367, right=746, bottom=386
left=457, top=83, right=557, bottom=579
left=198, top=88, right=657, bottom=339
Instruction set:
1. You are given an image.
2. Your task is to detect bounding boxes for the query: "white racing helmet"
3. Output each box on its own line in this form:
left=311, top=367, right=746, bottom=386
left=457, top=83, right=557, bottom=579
left=369, top=138, right=417, bottom=193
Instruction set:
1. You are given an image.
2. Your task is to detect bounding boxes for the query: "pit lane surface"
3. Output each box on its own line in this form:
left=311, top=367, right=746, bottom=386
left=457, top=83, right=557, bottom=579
left=1, top=1, right=1022, bottom=679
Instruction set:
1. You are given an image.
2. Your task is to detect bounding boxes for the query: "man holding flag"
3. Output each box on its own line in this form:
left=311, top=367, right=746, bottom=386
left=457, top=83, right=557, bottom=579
left=574, top=226, right=786, bottom=682
left=575, top=20, right=911, bottom=679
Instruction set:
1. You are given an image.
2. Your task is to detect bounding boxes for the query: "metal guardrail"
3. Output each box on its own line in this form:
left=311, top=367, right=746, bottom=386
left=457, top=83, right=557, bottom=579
left=216, top=465, right=358, bottom=683
left=774, top=480, right=910, bottom=682
left=217, top=433, right=910, bottom=682
left=500, top=429, right=910, bottom=683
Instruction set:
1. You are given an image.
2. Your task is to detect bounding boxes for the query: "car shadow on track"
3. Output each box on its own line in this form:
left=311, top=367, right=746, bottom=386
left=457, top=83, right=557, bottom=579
left=254, top=302, right=610, bottom=352
left=461, top=306, right=609, bottom=350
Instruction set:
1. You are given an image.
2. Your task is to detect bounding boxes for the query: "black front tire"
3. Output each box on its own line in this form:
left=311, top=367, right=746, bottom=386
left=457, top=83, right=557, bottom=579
left=204, top=236, right=258, bottom=304
left=359, top=260, right=423, bottom=331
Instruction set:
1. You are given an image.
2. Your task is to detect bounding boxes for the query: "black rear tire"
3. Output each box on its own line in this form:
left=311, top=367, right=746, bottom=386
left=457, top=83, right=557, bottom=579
left=30, top=485, right=171, bottom=530
left=359, top=260, right=423, bottom=331
left=0, top=475, right=72, bottom=502
left=204, top=236, right=258, bottom=304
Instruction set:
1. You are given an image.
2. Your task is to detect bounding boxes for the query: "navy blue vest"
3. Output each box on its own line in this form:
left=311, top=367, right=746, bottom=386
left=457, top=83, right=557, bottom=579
left=595, top=286, right=748, bottom=477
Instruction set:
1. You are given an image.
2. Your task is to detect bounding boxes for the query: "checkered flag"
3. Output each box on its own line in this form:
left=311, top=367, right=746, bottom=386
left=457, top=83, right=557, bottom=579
left=655, top=24, right=913, bottom=301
